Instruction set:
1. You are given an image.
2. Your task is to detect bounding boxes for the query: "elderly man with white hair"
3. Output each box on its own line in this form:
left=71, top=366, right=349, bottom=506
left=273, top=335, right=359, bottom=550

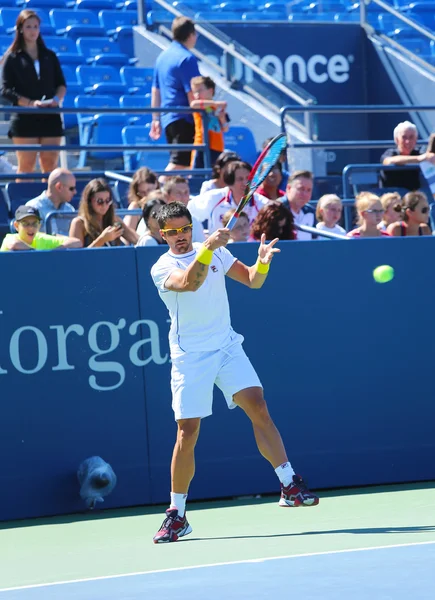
left=380, top=121, right=435, bottom=191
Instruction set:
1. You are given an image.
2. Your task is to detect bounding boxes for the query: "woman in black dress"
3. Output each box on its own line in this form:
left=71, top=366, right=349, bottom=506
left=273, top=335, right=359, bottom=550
left=1, top=10, right=66, bottom=176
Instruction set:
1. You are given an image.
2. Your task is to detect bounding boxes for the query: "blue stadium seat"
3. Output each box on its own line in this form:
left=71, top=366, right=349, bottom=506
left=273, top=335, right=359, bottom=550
left=261, top=2, right=288, bottom=16
left=0, top=7, right=56, bottom=35
left=146, top=9, right=176, bottom=27
left=0, top=188, right=11, bottom=233
left=397, top=37, right=433, bottom=55
left=113, top=180, right=129, bottom=207
left=120, top=95, right=152, bottom=126
left=5, top=182, right=46, bottom=215
left=44, top=35, right=87, bottom=66
left=61, top=64, right=78, bottom=84
left=377, top=13, right=408, bottom=34
left=0, top=0, right=16, bottom=7
left=407, top=10, right=435, bottom=30
left=76, top=65, right=128, bottom=95
left=74, top=95, right=123, bottom=165
left=74, top=0, right=116, bottom=9
left=223, top=126, right=257, bottom=165
left=118, top=0, right=137, bottom=9
left=98, top=9, right=137, bottom=31
left=49, top=9, right=105, bottom=38
left=19, top=0, right=68, bottom=8
left=76, top=37, right=131, bottom=66
left=242, top=11, right=289, bottom=20
left=120, top=66, right=153, bottom=94
left=300, top=12, right=339, bottom=20
left=0, top=35, right=11, bottom=56
left=122, top=125, right=170, bottom=171
left=213, top=2, right=251, bottom=11
left=302, top=1, right=346, bottom=13
left=62, top=88, right=82, bottom=129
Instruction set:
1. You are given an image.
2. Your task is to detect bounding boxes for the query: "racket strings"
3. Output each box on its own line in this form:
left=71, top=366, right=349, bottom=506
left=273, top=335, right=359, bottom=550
left=251, top=137, right=287, bottom=188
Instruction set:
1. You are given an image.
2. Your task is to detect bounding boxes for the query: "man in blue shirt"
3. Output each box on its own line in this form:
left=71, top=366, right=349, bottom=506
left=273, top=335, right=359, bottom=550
left=26, top=167, right=76, bottom=235
left=150, top=17, right=200, bottom=172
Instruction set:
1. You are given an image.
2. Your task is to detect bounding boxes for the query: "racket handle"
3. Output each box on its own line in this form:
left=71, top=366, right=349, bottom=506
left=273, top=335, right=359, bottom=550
left=226, top=212, right=240, bottom=231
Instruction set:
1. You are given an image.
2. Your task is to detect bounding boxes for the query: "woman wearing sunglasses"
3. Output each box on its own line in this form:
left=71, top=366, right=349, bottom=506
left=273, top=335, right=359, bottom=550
left=387, top=191, right=431, bottom=236
left=69, top=178, right=138, bottom=248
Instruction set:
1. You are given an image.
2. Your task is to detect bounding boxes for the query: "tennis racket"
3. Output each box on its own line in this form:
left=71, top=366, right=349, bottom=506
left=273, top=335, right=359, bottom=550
left=226, top=132, right=287, bottom=230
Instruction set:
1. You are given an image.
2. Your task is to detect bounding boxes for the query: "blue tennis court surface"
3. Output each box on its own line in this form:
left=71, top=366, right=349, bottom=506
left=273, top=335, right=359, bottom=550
left=2, top=541, right=435, bottom=599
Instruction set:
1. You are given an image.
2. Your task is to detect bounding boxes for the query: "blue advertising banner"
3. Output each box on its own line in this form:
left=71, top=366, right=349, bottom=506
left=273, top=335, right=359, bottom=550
left=0, top=248, right=151, bottom=520
left=1, top=238, right=435, bottom=520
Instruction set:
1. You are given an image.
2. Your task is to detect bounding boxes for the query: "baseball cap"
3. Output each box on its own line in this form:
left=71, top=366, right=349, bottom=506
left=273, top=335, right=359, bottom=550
left=15, top=206, right=41, bottom=222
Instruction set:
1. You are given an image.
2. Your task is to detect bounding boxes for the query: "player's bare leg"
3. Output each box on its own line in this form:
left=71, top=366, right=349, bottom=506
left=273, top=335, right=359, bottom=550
left=233, top=386, right=287, bottom=468
left=153, top=418, right=200, bottom=543
left=171, top=418, right=201, bottom=493
left=234, top=386, right=319, bottom=508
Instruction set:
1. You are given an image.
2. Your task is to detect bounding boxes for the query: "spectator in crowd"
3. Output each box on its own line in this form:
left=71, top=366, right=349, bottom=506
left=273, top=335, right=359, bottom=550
left=257, top=162, right=285, bottom=201
left=387, top=191, right=431, bottom=236
left=190, top=75, right=229, bottom=169
left=26, top=167, right=76, bottom=235
left=199, top=150, right=240, bottom=195
left=69, top=179, right=138, bottom=248
left=378, top=191, right=401, bottom=231
left=282, top=170, right=315, bottom=240
left=189, top=160, right=268, bottom=233
left=381, top=121, right=435, bottom=191
left=221, top=208, right=250, bottom=243
left=1, top=10, right=66, bottom=177
left=150, top=17, right=200, bottom=173
left=250, top=201, right=296, bottom=242
left=163, top=175, right=205, bottom=242
left=1, top=206, right=80, bottom=251
left=136, top=198, right=167, bottom=247
left=315, top=194, right=346, bottom=237
left=136, top=190, right=166, bottom=237
left=124, top=167, right=159, bottom=231
left=347, top=193, right=390, bottom=238
left=262, top=137, right=289, bottom=190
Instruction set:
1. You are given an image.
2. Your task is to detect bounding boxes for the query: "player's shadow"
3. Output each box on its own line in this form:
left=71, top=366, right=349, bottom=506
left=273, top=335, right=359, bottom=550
left=181, top=525, right=435, bottom=542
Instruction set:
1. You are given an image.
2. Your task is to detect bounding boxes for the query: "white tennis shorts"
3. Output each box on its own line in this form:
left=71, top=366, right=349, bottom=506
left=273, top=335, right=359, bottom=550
left=170, top=342, right=262, bottom=420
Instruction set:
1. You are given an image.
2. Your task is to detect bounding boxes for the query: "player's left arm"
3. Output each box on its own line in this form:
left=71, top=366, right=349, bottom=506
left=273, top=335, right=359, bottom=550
left=226, top=234, right=280, bottom=289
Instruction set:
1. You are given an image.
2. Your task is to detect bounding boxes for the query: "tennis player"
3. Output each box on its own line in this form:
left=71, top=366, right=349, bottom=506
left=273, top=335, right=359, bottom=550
left=150, top=202, right=319, bottom=543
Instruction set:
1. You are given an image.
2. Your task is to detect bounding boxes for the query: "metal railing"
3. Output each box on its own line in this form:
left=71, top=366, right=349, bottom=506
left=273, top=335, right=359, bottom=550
left=0, top=105, right=213, bottom=171
left=45, top=209, right=143, bottom=235
left=140, top=0, right=317, bottom=134
left=296, top=223, right=349, bottom=240
left=361, top=0, right=435, bottom=43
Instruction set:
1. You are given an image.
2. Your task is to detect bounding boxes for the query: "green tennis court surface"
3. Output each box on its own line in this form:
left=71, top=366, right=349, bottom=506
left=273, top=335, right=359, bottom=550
left=1, top=482, right=435, bottom=596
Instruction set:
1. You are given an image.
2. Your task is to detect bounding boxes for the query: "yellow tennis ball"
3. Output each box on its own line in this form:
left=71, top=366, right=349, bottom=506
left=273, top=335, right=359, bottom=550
left=373, top=265, right=394, bottom=284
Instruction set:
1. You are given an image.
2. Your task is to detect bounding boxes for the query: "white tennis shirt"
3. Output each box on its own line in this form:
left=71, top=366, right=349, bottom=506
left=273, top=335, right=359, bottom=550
left=151, top=242, right=242, bottom=357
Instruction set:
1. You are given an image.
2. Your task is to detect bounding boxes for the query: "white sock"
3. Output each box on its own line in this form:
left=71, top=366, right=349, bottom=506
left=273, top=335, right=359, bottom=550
left=170, top=492, right=187, bottom=518
left=275, top=462, right=295, bottom=487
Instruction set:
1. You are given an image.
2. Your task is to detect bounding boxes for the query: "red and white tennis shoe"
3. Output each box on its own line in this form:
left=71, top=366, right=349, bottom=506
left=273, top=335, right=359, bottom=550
left=153, top=508, right=192, bottom=543
left=279, top=475, right=319, bottom=507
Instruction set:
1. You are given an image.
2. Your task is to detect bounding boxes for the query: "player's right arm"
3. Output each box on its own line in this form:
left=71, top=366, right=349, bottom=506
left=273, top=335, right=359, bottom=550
left=164, top=229, right=230, bottom=292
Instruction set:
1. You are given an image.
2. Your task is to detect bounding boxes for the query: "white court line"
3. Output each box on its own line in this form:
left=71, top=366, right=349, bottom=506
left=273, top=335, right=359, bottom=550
left=1, top=539, right=435, bottom=593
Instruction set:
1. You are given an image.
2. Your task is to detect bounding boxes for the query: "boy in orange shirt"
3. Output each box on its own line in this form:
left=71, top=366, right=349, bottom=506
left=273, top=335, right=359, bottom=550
left=190, top=75, right=229, bottom=169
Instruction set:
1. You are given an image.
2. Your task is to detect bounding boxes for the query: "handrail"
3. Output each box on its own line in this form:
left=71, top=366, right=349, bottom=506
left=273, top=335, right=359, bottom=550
left=295, top=224, right=349, bottom=240
left=341, top=163, right=421, bottom=199
left=142, top=0, right=316, bottom=108
left=45, top=208, right=143, bottom=235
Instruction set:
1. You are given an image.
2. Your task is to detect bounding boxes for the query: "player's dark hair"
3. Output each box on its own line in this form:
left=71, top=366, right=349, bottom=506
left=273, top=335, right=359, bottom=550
left=142, top=198, right=166, bottom=226
left=223, top=161, right=252, bottom=186
left=172, top=16, right=195, bottom=43
left=157, top=202, right=192, bottom=228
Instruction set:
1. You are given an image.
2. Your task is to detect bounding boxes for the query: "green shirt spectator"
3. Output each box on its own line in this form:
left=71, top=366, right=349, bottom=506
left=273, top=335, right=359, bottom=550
left=0, top=205, right=81, bottom=251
